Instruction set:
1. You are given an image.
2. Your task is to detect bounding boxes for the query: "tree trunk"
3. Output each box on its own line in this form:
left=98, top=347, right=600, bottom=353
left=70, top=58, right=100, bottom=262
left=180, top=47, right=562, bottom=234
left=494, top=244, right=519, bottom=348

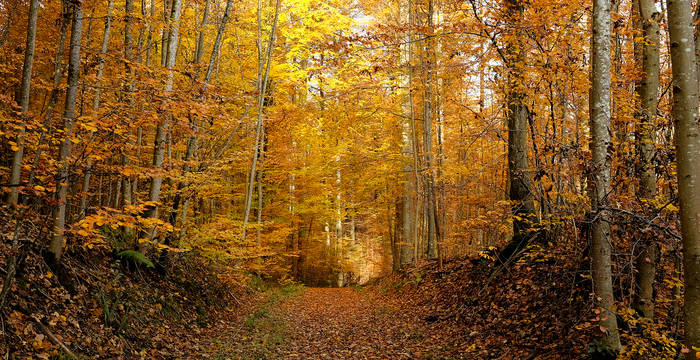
left=421, top=0, right=437, bottom=259
left=27, top=1, right=70, bottom=190
left=242, top=0, right=282, bottom=242
left=589, top=0, right=621, bottom=352
left=633, top=0, right=660, bottom=320
left=499, top=0, right=537, bottom=263
left=142, top=0, right=182, bottom=242
left=194, top=0, right=211, bottom=66
left=7, top=0, right=39, bottom=205
left=121, top=0, right=135, bottom=209
left=204, top=0, right=234, bottom=84
left=257, top=132, right=266, bottom=246
left=667, top=0, right=700, bottom=357
left=49, top=1, right=83, bottom=266
left=79, top=0, right=115, bottom=219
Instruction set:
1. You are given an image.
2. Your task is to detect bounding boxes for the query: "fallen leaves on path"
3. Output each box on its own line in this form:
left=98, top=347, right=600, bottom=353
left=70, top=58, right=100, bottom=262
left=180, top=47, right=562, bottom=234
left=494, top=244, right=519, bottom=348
left=207, top=286, right=472, bottom=359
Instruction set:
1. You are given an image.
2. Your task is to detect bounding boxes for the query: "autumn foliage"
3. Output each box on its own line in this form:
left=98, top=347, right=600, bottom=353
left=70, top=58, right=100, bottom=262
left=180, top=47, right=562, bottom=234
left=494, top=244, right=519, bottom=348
left=1, top=0, right=700, bottom=358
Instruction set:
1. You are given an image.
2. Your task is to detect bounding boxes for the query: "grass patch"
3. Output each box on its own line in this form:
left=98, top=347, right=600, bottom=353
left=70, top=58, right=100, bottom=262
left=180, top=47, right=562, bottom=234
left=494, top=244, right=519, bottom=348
left=375, top=306, right=396, bottom=316
left=215, top=284, right=304, bottom=359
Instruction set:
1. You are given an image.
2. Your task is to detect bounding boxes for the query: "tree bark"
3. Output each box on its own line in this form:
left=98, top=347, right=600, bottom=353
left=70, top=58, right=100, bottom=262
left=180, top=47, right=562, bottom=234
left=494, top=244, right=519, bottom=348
left=667, top=0, right=700, bottom=357
left=121, top=0, right=135, bottom=209
left=194, top=0, right=211, bottom=66
left=633, top=0, right=660, bottom=320
left=590, top=0, right=621, bottom=352
left=79, top=0, right=115, bottom=219
left=421, top=0, right=437, bottom=259
left=50, top=1, right=83, bottom=266
left=27, top=1, right=70, bottom=190
left=242, top=0, right=282, bottom=242
left=7, top=0, right=39, bottom=205
left=142, top=0, right=182, bottom=243
left=397, top=0, right=415, bottom=267
left=499, top=0, right=537, bottom=263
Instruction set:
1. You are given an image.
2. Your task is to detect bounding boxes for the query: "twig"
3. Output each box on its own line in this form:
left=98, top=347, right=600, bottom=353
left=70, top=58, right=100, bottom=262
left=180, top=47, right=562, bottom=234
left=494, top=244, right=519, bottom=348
left=601, top=206, right=681, bottom=241
left=34, top=319, right=78, bottom=359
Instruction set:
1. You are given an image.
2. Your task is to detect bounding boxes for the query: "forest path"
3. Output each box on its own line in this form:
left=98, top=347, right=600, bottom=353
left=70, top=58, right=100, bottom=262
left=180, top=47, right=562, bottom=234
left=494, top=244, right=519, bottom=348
left=203, top=285, right=467, bottom=359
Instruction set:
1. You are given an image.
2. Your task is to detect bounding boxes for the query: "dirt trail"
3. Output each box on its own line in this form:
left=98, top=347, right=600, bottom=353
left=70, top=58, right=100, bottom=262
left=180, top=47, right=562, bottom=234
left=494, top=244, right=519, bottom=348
left=202, top=286, right=468, bottom=359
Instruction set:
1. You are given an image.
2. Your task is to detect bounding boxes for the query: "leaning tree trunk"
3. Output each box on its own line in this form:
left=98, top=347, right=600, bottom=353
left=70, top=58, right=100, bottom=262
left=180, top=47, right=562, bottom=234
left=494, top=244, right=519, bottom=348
left=633, top=0, right=660, bottom=320
left=667, top=0, right=700, bottom=357
left=589, top=0, right=622, bottom=352
left=7, top=0, right=39, bottom=206
left=50, top=1, right=83, bottom=266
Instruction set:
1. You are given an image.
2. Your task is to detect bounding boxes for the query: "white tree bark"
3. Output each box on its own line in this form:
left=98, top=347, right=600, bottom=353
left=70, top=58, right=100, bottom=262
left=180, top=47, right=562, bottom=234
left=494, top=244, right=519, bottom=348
left=589, top=0, right=621, bottom=351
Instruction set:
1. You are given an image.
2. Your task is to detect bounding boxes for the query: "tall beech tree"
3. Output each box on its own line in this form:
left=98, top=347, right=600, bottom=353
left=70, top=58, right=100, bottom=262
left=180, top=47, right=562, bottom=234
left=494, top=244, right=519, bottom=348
left=50, top=0, right=83, bottom=265
left=589, top=0, right=621, bottom=352
left=498, top=0, right=537, bottom=263
left=142, top=0, right=182, bottom=241
left=7, top=0, right=39, bottom=206
left=667, top=0, right=700, bottom=356
left=633, top=0, right=660, bottom=320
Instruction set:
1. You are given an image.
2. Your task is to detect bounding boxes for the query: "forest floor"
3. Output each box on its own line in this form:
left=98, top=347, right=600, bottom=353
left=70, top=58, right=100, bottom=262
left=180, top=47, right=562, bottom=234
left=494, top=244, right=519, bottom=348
left=2, top=204, right=588, bottom=360
left=200, top=285, right=469, bottom=360
left=199, top=250, right=590, bottom=360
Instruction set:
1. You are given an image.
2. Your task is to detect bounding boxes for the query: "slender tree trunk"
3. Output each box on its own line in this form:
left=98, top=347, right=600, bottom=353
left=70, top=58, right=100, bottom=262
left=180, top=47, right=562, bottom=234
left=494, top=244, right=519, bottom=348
left=667, top=0, right=700, bottom=357
left=194, top=0, right=211, bottom=66
left=160, top=0, right=171, bottom=67
left=91, top=0, right=113, bottom=112
left=590, top=0, right=621, bottom=352
left=121, top=0, right=135, bottom=209
left=204, top=0, right=234, bottom=85
left=633, top=0, right=660, bottom=320
left=256, top=133, right=265, bottom=246
left=695, top=4, right=700, bottom=91
left=79, top=0, right=115, bottom=219
left=50, top=2, right=83, bottom=266
left=175, top=0, right=233, bottom=242
left=142, top=0, right=182, bottom=242
left=420, top=0, right=437, bottom=259
left=242, top=0, right=282, bottom=242
left=27, top=1, right=70, bottom=190
left=7, top=0, right=39, bottom=205
left=397, top=0, right=415, bottom=266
